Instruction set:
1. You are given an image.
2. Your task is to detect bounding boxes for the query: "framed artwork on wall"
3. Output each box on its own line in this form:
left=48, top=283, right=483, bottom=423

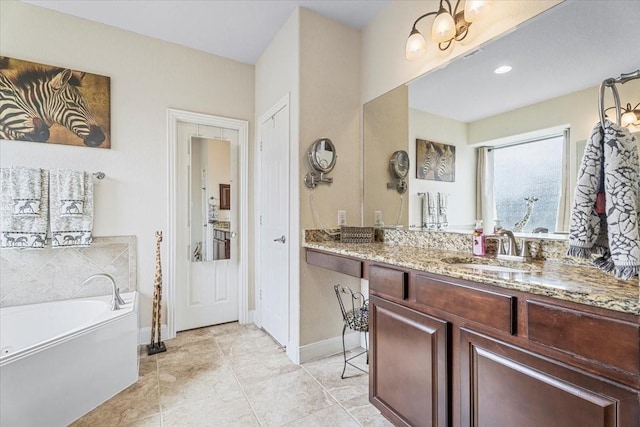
left=416, top=138, right=456, bottom=182
left=219, top=184, right=230, bottom=210
left=0, top=56, right=111, bottom=148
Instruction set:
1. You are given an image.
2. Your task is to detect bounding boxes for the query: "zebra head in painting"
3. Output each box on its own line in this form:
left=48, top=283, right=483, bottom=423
left=12, top=67, right=105, bottom=147
left=0, top=72, right=50, bottom=142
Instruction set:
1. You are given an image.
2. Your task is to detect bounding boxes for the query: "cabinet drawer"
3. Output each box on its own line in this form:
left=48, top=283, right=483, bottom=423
left=415, top=274, right=516, bottom=334
left=527, top=301, right=640, bottom=376
left=306, top=250, right=362, bottom=278
left=369, top=265, right=408, bottom=300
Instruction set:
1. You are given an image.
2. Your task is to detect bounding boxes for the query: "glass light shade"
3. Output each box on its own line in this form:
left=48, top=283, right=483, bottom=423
left=406, top=30, right=427, bottom=60
left=431, top=10, right=456, bottom=43
left=621, top=110, right=639, bottom=127
left=464, top=0, right=493, bottom=22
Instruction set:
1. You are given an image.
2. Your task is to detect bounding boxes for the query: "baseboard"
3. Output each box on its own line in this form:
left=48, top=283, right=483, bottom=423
left=138, top=325, right=168, bottom=346
left=298, top=331, right=362, bottom=364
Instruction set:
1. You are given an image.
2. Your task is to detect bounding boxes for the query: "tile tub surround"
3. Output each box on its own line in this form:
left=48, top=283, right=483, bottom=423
left=0, top=235, right=136, bottom=307
left=303, top=240, right=639, bottom=315
left=73, top=323, right=390, bottom=427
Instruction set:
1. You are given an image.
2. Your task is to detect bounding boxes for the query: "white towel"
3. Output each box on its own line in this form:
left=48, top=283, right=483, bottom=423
left=10, top=166, right=43, bottom=215
left=50, top=169, right=93, bottom=248
left=568, top=121, right=639, bottom=279
left=0, top=168, right=49, bottom=248
left=56, top=169, right=86, bottom=215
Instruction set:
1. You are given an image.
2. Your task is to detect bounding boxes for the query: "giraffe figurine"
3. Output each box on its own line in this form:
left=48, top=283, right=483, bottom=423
left=147, top=231, right=167, bottom=355
left=512, top=197, right=539, bottom=232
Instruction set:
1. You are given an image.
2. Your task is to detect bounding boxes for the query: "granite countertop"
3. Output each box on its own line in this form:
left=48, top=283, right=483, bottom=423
left=211, top=222, right=230, bottom=231
left=303, top=241, right=640, bottom=316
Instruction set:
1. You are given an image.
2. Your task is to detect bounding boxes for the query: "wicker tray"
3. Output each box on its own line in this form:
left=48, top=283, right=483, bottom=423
left=340, top=226, right=375, bottom=243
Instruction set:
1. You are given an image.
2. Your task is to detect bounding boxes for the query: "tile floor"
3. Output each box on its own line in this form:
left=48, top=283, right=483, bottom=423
left=72, top=322, right=392, bottom=426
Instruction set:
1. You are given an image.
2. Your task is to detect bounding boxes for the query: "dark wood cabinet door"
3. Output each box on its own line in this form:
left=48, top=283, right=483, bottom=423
left=370, top=295, right=449, bottom=427
left=460, top=328, right=639, bottom=427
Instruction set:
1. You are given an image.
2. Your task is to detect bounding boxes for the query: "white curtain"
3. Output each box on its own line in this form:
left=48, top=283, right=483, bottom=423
left=476, top=147, right=496, bottom=231
left=555, top=128, right=572, bottom=232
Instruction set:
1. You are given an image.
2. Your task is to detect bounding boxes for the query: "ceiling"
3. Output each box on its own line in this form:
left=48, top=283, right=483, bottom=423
left=22, top=0, right=390, bottom=65
left=22, top=0, right=639, bottom=122
left=409, top=0, right=640, bottom=123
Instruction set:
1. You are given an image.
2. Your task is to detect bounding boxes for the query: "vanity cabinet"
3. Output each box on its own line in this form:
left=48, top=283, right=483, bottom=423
left=365, top=260, right=639, bottom=427
left=460, top=328, right=638, bottom=427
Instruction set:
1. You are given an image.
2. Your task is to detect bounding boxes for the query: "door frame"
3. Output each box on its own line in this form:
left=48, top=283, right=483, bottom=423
left=254, top=93, right=299, bottom=362
left=167, top=108, right=249, bottom=339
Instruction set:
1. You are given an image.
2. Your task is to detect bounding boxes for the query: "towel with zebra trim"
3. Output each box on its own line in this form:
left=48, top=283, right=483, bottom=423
left=567, top=120, right=640, bottom=279
left=50, top=169, right=93, bottom=248
left=56, top=169, right=86, bottom=215
left=9, top=166, right=43, bottom=215
left=0, top=167, right=49, bottom=248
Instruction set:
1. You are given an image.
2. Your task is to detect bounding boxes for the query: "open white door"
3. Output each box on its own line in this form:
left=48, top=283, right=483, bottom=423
left=258, top=102, right=290, bottom=346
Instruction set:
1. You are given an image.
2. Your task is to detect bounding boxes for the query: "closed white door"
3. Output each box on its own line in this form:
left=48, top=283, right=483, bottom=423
left=176, top=122, right=239, bottom=331
left=258, top=103, right=289, bottom=346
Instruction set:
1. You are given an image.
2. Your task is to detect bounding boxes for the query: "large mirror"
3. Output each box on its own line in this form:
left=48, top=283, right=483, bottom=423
left=191, top=136, right=232, bottom=261
left=363, top=1, right=639, bottom=234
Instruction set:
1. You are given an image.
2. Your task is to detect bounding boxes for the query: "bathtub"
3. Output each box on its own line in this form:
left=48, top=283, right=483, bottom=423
left=0, top=292, right=139, bottom=427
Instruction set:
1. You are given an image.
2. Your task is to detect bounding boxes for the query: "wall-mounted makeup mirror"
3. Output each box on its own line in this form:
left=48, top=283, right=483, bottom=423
left=387, top=150, right=409, bottom=193
left=191, top=136, right=232, bottom=262
left=304, top=137, right=337, bottom=189
left=363, top=1, right=639, bottom=232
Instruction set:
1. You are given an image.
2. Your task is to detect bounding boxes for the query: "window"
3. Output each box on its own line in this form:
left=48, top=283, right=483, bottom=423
left=492, top=135, right=564, bottom=232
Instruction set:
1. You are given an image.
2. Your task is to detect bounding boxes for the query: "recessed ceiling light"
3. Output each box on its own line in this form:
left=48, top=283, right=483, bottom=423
left=494, top=65, right=512, bottom=74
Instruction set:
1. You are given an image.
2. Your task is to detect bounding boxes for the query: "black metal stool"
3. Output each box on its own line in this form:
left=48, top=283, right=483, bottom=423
left=334, top=284, right=369, bottom=379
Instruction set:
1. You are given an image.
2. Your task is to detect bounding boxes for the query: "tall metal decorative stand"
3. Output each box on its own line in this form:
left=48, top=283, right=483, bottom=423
left=147, top=231, right=167, bottom=355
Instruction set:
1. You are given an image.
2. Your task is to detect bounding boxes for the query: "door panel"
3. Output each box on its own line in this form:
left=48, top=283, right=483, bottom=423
left=259, top=103, right=289, bottom=346
left=370, top=295, right=449, bottom=427
left=460, top=328, right=637, bottom=427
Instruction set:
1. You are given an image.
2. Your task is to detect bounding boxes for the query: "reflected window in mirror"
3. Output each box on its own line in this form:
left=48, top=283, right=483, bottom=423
left=481, top=132, right=567, bottom=233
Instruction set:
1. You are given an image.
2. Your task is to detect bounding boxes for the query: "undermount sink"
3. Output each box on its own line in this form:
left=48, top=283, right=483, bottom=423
left=440, top=256, right=539, bottom=274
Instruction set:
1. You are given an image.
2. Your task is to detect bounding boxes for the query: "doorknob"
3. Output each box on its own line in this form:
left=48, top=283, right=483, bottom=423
left=273, top=235, right=286, bottom=244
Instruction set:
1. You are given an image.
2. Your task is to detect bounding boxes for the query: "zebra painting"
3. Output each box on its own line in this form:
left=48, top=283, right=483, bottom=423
left=0, top=57, right=110, bottom=148
left=0, top=72, right=50, bottom=142
left=435, top=144, right=455, bottom=182
left=416, top=139, right=456, bottom=182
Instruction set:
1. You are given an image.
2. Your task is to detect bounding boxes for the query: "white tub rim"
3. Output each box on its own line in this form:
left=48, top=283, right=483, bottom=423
left=0, top=291, right=138, bottom=367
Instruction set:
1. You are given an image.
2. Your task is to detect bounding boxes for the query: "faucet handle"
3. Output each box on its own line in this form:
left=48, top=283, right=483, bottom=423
left=519, top=239, right=535, bottom=260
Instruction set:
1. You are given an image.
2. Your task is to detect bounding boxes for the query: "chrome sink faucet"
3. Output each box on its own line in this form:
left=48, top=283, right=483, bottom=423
left=81, top=273, right=125, bottom=310
left=496, top=229, right=518, bottom=256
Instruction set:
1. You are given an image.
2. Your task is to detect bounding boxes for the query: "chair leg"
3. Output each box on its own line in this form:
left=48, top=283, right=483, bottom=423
left=341, top=323, right=348, bottom=379
left=365, top=331, right=369, bottom=365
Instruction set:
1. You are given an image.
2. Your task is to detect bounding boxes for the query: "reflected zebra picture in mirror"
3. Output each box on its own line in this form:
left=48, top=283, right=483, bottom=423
left=416, top=139, right=455, bottom=182
left=0, top=56, right=110, bottom=148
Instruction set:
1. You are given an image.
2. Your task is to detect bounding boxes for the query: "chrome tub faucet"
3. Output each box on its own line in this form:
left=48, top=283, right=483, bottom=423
left=81, top=273, right=125, bottom=310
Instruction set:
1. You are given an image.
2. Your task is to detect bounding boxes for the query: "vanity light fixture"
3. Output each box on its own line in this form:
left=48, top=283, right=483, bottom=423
left=621, top=102, right=640, bottom=127
left=605, top=101, right=640, bottom=128
left=406, top=0, right=493, bottom=60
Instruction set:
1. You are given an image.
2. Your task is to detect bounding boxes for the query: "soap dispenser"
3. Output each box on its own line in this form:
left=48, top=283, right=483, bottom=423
left=472, top=220, right=486, bottom=256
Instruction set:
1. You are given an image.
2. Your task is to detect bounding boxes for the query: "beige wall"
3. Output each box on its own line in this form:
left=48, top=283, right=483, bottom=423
left=361, top=0, right=562, bottom=103
left=298, top=9, right=362, bottom=346
left=0, top=0, right=255, bottom=327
